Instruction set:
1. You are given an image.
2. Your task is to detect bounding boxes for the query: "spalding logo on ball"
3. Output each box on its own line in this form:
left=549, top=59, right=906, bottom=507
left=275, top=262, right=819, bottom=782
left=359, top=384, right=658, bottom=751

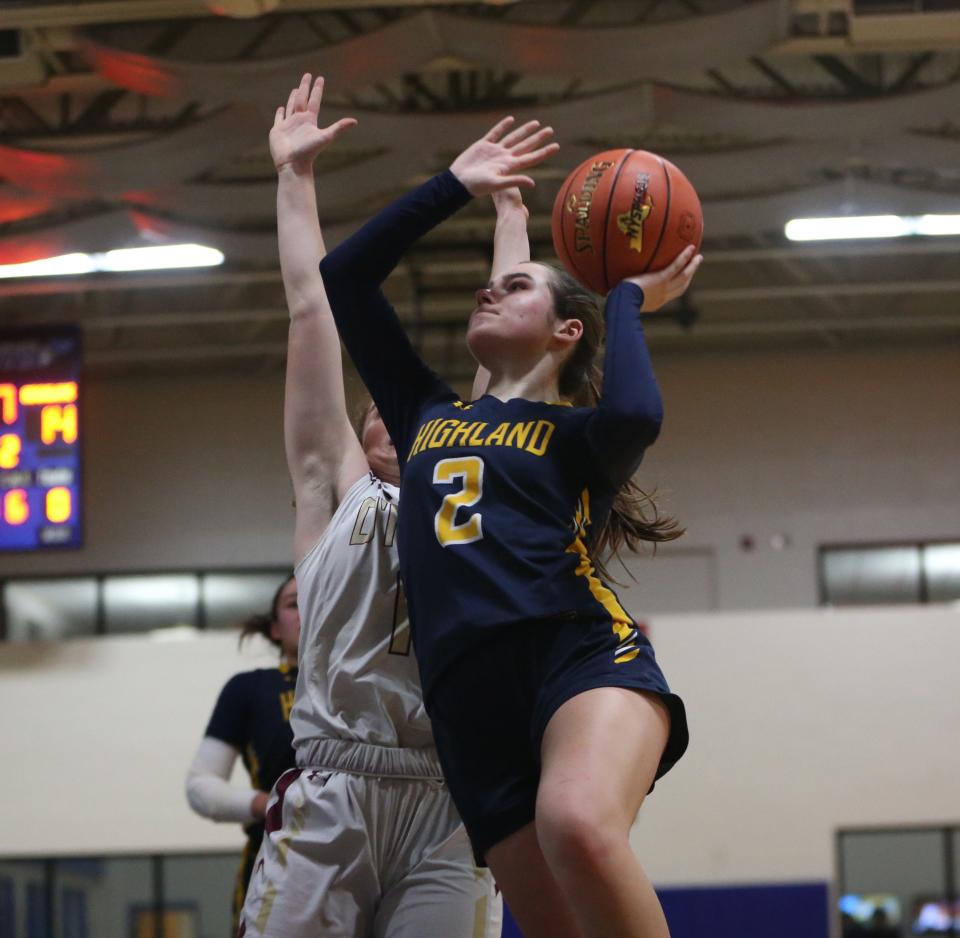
left=552, top=149, right=703, bottom=295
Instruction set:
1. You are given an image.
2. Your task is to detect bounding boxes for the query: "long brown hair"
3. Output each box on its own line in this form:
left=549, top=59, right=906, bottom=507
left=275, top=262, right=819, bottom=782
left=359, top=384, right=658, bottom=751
left=239, top=573, right=294, bottom=649
left=544, top=263, right=684, bottom=576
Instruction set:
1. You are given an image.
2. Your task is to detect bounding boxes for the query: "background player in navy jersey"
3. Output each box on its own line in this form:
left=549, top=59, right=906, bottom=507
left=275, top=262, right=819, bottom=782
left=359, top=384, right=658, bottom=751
left=235, top=74, right=499, bottom=938
left=320, top=106, right=702, bottom=937
left=185, top=573, right=299, bottom=932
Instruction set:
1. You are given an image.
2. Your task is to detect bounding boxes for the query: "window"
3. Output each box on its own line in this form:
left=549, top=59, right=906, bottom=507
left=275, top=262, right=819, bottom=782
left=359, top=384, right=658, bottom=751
left=26, top=884, right=49, bottom=938
left=60, top=888, right=86, bottom=938
left=103, top=575, right=200, bottom=634
left=4, top=578, right=98, bottom=642
left=202, top=572, right=290, bottom=630
left=1, top=568, right=290, bottom=642
left=0, top=854, right=239, bottom=938
left=0, top=878, right=13, bottom=938
left=925, top=544, right=960, bottom=603
left=820, top=540, right=960, bottom=606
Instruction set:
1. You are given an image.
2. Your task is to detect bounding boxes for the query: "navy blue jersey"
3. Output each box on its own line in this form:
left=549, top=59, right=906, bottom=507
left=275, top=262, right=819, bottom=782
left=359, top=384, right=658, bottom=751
left=321, top=172, right=662, bottom=696
left=205, top=664, right=297, bottom=794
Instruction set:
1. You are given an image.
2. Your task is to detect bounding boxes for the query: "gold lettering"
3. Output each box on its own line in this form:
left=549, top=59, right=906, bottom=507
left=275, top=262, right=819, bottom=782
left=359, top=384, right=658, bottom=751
left=484, top=422, right=510, bottom=446
left=526, top=420, right=556, bottom=456
left=349, top=497, right=377, bottom=545
left=466, top=422, right=489, bottom=446
left=280, top=689, right=295, bottom=722
left=408, top=419, right=436, bottom=459
left=447, top=421, right=475, bottom=448
left=505, top=421, right=534, bottom=449
left=567, top=160, right=615, bottom=253
left=428, top=419, right=458, bottom=448
left=384, top=503, right=398, bottom=547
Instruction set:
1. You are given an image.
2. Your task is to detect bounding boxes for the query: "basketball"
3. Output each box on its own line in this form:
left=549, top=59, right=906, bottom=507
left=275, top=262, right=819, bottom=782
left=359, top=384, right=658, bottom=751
left=551, top=149, right=703, bottom=295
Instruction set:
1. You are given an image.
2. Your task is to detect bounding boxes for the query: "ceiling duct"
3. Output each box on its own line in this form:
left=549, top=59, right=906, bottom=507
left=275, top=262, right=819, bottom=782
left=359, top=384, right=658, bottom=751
left=0, top=29, right=45, bottom=90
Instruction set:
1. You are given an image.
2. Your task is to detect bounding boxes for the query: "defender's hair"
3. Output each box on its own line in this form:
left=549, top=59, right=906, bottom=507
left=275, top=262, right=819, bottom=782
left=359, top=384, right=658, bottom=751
left=239, top=573, right=295, bottom=649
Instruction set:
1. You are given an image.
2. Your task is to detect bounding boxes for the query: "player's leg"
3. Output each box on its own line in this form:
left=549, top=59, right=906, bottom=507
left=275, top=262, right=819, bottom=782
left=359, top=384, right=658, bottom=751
left=535, top=686, right=672, bottom=938
left=375, top=795, right=502, bottom=938
left=239, top=768, right=378, bottom=938
left=424, top=630, right=580, bottom=937
left=485, top=823, right=581, bottom=938
left=232, top=831, right=259, bottom=935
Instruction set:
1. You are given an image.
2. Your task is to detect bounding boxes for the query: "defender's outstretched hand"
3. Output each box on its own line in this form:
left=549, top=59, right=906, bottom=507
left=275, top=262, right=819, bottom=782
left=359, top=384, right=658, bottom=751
left=451, top=117, right=558, bottom=196
left=270, top=73, right=357, bottom=173
left=627, top=244, right=703, bottom=313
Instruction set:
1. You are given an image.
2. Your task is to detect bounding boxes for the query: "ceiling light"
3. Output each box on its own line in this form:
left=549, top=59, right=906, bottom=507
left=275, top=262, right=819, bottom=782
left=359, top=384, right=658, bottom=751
left=785, top=214, right=960, bottom=242
left=0, top=253, right=96, bottom=279
left=99, top=244, right=224, bottom=272
left=0, top=244, right=224, bottom=279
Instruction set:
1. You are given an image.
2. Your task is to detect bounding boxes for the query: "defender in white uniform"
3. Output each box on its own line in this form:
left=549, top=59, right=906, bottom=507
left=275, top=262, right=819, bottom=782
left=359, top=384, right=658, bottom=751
left=239, top=75, right=499, bottom=938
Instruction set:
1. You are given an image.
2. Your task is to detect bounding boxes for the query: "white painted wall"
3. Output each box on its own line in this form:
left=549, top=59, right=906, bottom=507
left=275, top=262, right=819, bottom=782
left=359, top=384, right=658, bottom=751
left=1, top=605, right=958, bottom=891
left=641, top=344, right=960, bottom=610
left=628, top=605, right=960, bottom=885
left=0, top=632, right=277, bottom=857
left=3, top=344, right=956, bottom=612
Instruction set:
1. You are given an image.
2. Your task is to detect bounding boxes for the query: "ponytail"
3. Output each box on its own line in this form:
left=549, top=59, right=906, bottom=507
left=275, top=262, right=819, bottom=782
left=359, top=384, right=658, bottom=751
left=238, top=573, right=295, bottom=649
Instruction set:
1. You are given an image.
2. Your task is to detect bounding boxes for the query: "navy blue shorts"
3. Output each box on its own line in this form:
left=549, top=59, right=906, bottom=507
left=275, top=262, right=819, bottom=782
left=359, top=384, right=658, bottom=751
left=426, top=615, right=689, bottom=864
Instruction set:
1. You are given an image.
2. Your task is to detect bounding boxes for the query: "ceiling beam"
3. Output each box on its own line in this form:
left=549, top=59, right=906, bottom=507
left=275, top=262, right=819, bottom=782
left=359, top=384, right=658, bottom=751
left=2, top=239, right=959, bottom=297
left=0, top=0, right=510, bottom=30
left=77, top=308, right=960, bottom=369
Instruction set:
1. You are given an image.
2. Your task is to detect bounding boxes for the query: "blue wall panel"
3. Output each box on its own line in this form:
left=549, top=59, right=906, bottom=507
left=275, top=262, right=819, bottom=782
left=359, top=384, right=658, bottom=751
left=659, top=882, right=831, bottom=938
left=502, top=881, right=831, bottom=938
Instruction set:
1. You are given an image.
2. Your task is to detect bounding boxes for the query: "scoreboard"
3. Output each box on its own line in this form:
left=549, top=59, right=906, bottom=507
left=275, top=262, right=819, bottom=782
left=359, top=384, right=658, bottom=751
left=0, top=328, right=82, bottom=551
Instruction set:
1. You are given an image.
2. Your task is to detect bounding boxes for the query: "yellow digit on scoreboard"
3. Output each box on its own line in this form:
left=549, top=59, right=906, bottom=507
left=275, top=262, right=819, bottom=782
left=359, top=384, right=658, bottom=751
left=41, top=404, right=78, bottom=445
left=3, top=489, right=29, bottom=526
left=0, top=433, right=20, bottom=470
left=46, top=487, right=72, bottom=524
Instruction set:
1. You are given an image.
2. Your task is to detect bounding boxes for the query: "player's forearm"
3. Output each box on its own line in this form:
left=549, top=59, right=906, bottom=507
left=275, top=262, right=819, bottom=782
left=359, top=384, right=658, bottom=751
left=277, top=164, right=326, bottom=316
left=186, top=770, right=260, bottom=823
left=320, top=170, right=472, bottom=289
left=590, top=282, right=663, bottom=483
left=185, top=737, right=258, bottom=824
left=283, top=316, right=347, bottom=484
left=492, top=205, right=530, bottom=278
left=278, top=166, right=352, bottom=483
left=318, top=175, right=465, bottom=455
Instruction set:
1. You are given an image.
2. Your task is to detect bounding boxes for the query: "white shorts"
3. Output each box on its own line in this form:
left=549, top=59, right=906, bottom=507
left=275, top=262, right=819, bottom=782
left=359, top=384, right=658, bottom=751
left=239, top=744, right=501, bottom=938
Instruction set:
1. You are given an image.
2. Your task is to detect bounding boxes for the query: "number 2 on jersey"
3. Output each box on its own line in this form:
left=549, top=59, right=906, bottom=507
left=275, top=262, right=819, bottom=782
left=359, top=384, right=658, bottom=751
left=433, top=456, right=484, bottom=547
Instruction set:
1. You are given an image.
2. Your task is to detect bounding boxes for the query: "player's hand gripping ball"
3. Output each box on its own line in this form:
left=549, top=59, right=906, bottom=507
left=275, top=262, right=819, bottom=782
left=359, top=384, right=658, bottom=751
left=551, top=149, right=703, bottom=295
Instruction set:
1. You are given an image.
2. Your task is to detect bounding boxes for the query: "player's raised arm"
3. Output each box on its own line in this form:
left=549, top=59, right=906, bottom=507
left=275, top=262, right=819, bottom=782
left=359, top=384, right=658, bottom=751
left=271, top=74, right=367, bottom=562
left=470, top=186, right=532, bottom=400
left=320, top=117, right=557, bottom=453
left=587, top=245, right=703, bottom=487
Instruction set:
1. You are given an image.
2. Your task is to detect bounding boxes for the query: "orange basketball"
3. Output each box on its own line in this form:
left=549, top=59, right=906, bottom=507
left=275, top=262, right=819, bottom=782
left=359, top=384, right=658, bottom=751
left=551, top=149, right=703, bottom=295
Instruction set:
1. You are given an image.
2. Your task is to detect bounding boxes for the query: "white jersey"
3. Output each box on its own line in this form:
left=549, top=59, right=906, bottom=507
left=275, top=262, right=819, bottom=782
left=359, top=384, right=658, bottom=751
left=291, top=473, right=433, bottom=755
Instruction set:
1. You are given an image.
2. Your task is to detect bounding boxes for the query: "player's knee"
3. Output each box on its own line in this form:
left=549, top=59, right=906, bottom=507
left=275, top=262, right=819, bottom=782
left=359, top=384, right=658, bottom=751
left=535, top=787, right=628, bottom=878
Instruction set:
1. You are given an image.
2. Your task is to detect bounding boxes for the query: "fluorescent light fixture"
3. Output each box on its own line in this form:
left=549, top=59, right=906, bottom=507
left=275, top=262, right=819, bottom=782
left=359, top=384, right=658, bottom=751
left=0, top=253, right=96, bottom=279
left=0, top=243, right=224, bottom=279
left=785, top=214, right=960, bottom=242
left=100, top=243, right=224, bottom=271
left=915, top=214, right=960, bottom=236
